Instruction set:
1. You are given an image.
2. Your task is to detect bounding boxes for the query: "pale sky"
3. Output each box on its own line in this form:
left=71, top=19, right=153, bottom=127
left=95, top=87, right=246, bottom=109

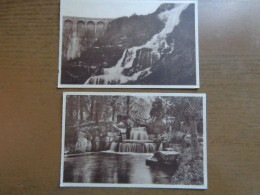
left=61, top=0, right=193, bottom=18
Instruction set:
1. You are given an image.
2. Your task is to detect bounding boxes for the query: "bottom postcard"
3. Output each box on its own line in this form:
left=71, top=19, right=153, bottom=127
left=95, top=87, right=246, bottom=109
left=60, top=92, right=207, bottom=189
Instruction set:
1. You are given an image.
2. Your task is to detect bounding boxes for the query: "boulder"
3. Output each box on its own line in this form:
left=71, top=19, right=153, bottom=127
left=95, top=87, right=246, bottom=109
left=146, top=156, right=159, bottom=166
left=154, top=151, right=181, bottom=162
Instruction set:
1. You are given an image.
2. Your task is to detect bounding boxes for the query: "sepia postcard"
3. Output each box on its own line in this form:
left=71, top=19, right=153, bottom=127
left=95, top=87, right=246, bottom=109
left=58, top=0, right=199, bottom=88
left=60, top=92, right=207, bottom=189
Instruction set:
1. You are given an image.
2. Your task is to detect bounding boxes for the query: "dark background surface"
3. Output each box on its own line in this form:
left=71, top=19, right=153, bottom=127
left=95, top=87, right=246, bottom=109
left=0, top=0, right=259, bottom=194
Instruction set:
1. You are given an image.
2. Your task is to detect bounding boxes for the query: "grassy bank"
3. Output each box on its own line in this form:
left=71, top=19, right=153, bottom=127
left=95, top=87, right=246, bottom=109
left=172, top=145, right=204, bottom=185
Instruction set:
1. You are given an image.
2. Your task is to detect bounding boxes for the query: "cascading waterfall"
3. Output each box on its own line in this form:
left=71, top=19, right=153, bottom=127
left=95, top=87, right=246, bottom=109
left=130, top=127, right=149, bottom=140
left=109, top=142, right=118, bottom=152
left=118, top=127, right=156, bottom=153
left=85, top=3, right=190, bottom=85
left=118, top=143, right=156, bottom=153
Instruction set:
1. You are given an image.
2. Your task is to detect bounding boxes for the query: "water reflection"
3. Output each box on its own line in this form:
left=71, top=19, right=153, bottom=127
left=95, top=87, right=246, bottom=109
left=63, top=153, right=175, bottom=184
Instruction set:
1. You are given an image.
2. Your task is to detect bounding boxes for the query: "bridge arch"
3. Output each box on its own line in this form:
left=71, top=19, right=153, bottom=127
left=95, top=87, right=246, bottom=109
left=77, top=20, right=86, bottom=37
left=97, top=21, right=104, bottom=30
left=87, top=21, right=95, bottom=31
left=63, top=20, right=73, bottom=35
left=96, top=21, right=105, bottom=37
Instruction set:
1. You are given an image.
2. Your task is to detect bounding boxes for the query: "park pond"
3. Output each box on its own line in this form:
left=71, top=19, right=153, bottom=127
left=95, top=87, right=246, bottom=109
left=63, top=152, right=177, bottom=184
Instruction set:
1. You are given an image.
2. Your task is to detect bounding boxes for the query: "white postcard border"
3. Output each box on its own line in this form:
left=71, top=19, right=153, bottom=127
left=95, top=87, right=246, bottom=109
left=60, top=92, right=207, bottom=189
left=58, top=0, right=200, bottom=89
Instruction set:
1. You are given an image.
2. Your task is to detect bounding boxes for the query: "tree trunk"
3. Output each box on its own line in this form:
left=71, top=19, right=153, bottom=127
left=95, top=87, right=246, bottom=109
left=89, top=96, right=94, bottom=121
left=95, top=108, right=99, bottom=124
left=77, top=96, right=80, bottom=122
left=126, top=96, right=130, bottom=116
left=174, top=119, right=181, bottom=132
left=165, top=98, right=168, bottom=126
left=80, top=96, right=84, bottom=122
left=84, top=97, right=88, bottom=121
left=190, top=118, right=199, bottom=159
left=112, top=106, right=116, bottom=121
left=67, top=96, right=74, bottom=125
left=95, top=97, right=102, bottom=124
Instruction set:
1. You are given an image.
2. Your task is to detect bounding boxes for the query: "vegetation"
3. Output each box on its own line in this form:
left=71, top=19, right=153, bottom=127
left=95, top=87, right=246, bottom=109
left=65, top=95, right=203, bottom=151
left=171, top=146, right=204, bottom=185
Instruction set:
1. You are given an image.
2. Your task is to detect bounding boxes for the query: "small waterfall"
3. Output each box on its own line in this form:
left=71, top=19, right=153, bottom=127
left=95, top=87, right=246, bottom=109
left=130, top=127, right=149, bottom=140
left=86, top=140, right=92, bottom=152
left=158, top=143, right=163, bottom=151
left=118, top=143, right=156, bottom=153
left=75, top=137, right=88, bottom=152
left=144, top=143, right=156, bottom=153
left=117, top=127, right=156, bottom=153
left=109, top=142, right=118, bottom=152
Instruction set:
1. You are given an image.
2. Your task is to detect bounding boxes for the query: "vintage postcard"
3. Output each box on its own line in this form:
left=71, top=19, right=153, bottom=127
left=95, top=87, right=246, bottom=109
left=60, top=92, right=207, bottom=189
left=58, top=0, right=199, bottom=88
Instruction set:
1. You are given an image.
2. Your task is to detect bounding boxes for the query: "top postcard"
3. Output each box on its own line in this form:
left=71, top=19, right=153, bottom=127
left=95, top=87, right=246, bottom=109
left=58, top=0, right=199, bottom=88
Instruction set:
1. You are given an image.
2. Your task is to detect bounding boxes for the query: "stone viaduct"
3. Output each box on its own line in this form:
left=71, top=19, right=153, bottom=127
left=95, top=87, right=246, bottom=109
left=63, top=16, right=114, bottom=40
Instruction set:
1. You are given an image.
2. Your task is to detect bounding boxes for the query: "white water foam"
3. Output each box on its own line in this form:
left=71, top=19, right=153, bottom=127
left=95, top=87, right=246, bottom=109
left=85, top=3, right=189, bottom=85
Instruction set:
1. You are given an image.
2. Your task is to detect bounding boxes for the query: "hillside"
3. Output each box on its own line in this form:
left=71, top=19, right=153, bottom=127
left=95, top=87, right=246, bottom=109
left=61, top=3, right=196, bottom=85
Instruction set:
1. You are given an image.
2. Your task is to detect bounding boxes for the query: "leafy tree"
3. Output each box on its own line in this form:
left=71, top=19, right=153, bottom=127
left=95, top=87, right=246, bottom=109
left=161, top=96, right=203, bottom=159
left=150, top=97, right=164, bottom=120
left=128, top=97, right=151, bottom=123
left=146, top=119, right=166, bottom=135
left=184, top=97, right=202, bottom=159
